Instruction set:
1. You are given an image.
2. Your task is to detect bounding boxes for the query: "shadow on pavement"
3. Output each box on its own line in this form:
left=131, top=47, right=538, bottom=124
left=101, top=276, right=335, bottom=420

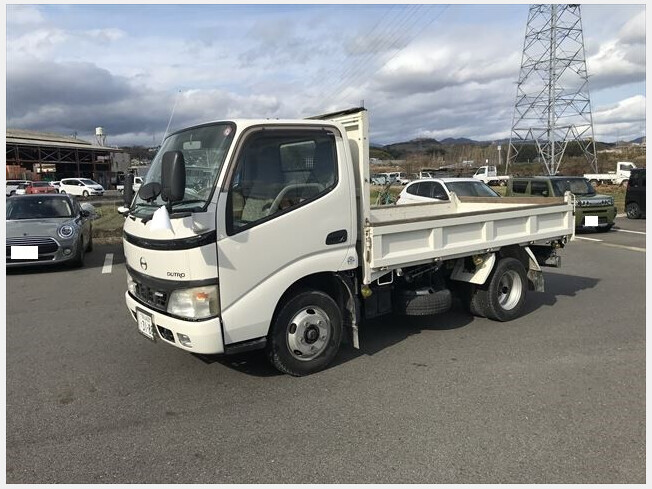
left=207, top=270, right=600, bottom=378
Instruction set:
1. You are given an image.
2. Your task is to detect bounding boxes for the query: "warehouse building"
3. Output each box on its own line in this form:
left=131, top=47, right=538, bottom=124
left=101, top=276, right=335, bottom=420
left=5, top=128, right=130, bottom=189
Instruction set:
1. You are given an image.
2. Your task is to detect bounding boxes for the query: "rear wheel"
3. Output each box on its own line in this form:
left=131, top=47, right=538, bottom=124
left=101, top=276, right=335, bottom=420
left=266, top=290, right=342, bottom=376
left=626, top=202, right=642, bottom=219
left=466, top=257, right=527, bottom=321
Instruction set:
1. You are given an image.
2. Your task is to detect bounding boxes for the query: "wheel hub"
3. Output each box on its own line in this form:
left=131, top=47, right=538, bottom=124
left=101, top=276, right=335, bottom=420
left=497, top=270, right=523, bottom=310
left=286, top=307, right=330, bottom=361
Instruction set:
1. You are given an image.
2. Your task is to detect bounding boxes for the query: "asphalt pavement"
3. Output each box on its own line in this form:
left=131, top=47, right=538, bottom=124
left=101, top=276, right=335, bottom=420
left=5, top=217, right=646, bottom=483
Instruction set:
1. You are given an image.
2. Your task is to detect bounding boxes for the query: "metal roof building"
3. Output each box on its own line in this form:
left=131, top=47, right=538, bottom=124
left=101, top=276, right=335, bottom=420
left=6, top=129, right=129, bottom=189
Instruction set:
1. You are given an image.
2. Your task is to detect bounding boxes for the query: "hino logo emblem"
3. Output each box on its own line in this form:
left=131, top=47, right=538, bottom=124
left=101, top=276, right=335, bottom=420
left=140, top=257, right=148, bottom=270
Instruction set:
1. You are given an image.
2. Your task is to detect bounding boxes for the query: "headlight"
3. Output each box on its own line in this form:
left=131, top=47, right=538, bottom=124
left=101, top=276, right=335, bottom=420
left=167, top=285, right=220, bottom=319
left=58, top=225, right=74, bottom=238
left=126, top=272, right=137, bottom=295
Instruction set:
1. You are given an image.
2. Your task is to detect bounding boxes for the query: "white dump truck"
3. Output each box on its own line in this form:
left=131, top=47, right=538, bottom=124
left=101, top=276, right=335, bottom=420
left=584, top=161, right=637, bottom=187
left=121, top=108, right=575, bottom=376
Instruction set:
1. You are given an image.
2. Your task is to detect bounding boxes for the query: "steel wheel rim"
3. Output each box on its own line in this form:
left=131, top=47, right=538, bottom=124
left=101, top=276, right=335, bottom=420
left=286, top=306, right=331, bottom=361
left=497, top=270, right=522, bottom=310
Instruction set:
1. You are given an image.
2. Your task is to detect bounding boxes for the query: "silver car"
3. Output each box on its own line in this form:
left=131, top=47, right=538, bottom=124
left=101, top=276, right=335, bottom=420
left=6, top=194, right=93, bottom=267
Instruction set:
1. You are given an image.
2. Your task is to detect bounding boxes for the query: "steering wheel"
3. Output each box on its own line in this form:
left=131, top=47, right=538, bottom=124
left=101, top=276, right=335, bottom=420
left=265, top=183, right=324, bottom=215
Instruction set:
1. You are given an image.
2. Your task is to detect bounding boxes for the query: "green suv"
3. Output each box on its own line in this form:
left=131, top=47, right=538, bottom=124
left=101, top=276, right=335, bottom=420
left=507, top=176, right=616, bottom=232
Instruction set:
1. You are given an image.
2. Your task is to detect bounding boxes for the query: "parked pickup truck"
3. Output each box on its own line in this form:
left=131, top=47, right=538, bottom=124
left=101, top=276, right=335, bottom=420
left=118, top=176, right=143, bottom=194
left=121, top=108, right=574, bottom=376
left=506, top=175, right=616, bottom=232
left=584, top=161, right=636, bottom=187
left=473, top=165, right=510, bottom=186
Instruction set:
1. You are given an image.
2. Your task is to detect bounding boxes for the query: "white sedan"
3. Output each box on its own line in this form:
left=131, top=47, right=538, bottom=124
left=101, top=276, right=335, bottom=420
left=396, top=177, right=500, bottom=204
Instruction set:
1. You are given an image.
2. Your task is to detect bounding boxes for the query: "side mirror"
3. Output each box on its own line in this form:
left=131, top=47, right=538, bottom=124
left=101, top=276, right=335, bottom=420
left=161, top=151, right=186, bottom=203
left=433, top=193, right=449, bottom=201
left=123, top=173, right=134, bottom=205
left=138, top=182, right=162, bottom=202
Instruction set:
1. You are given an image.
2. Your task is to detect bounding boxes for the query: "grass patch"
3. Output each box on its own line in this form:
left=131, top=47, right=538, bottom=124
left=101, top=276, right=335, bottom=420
left=91, top=204, right=125, bottom=237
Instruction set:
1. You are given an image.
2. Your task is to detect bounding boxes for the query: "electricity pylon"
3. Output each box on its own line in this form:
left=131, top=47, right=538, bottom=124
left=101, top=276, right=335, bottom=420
left=506, top=4, right=598, bottom=175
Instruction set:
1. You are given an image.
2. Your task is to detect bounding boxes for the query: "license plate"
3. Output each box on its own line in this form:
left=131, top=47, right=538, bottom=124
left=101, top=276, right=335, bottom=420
left=136, top=309, right=156, bottom=341
left=11, top=246, right=38, bottom=260
left=584, top=215, right=599, bottom=227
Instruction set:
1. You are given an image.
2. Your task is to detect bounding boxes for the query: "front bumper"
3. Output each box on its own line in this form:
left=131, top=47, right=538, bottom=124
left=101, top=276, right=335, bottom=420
left=6, top=236, right=81, bottom=267
left=125, top=292, right=225, bottom=354
left=575, top=206, right=617, bottom=229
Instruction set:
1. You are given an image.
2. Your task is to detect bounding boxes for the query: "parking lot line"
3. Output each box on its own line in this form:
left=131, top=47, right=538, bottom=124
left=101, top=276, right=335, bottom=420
left=102, top=253, right=114, bottom=274
left=600, top=243, right=646, bottom=253
left=574, top=236, right=603, bottom=242
left=613, top=228, right=646, bottom=235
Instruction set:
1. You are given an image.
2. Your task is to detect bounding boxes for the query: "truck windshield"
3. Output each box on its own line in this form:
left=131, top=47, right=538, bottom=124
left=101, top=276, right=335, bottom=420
left=132, top=123, right=235, bottom=216
left=551, top=178, right=595, bottom=196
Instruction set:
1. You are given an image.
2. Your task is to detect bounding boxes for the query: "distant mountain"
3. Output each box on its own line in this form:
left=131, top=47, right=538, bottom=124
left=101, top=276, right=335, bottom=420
left=440, top=137, right=478, bottom=145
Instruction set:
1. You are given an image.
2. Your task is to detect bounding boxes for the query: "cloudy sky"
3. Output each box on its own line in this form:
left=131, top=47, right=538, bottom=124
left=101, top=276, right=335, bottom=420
left=5, top=3, right=646, bottom=148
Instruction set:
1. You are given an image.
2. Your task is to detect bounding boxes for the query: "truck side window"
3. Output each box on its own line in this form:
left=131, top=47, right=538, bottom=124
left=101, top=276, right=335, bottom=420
left=227, top=130, right=337, bottom=234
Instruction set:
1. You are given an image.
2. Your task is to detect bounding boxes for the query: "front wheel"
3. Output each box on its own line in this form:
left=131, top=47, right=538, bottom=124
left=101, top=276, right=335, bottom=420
left=82, top=190, right=89, bottom=197
left=467, top=257, right=527, bottom=322
left=266, top=290, right=343, bottom=376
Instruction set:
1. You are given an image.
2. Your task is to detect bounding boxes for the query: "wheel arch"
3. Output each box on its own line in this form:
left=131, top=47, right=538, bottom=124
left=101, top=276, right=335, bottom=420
left=271, top=272, right=359, bottom=348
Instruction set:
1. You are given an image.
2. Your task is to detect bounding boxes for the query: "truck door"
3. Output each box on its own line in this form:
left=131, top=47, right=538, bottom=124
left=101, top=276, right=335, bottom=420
left=216, top=126, right=355, bottom=345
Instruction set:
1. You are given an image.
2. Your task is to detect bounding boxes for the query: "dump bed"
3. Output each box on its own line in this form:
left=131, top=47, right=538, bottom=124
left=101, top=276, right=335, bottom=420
left=362, top=194, right=574, bottom=283
left=311, top=108, right=575, bottom=284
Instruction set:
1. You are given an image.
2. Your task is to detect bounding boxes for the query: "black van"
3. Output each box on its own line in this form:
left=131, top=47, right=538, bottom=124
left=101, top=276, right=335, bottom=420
left=625, top=168, right=645, bottom=219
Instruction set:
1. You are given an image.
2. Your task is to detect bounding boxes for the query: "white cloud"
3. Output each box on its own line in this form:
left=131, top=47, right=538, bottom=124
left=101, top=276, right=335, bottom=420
left=84, top=28, right=127, bottom=43
left=6, top=5, right=45, bottom=26
left=8, top=29, right=69, bottom=60
left=593, top=95, right=646, bottom=141
left=618, top=10, right=645, bottom=45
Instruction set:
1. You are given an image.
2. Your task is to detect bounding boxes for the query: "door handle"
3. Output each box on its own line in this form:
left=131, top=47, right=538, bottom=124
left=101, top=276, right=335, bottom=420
left=326, top=229, right=347, bottom=245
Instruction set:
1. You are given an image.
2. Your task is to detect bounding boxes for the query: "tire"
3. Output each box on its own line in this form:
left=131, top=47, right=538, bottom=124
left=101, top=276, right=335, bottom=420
left=266, top=290, right=343, bottom=376
left=626, top=202, right=642, bottom=219
left=82, top=190, right=89, bottom=197
left=467, top=257, right=527, bottom=322
left=86, top=228, right=94, bottom=252
left=589, top=180, right=599, bottom=187
left=71, top=238, right=85, bottom=268
left=393, top=287, right=452, bottom=316
left=60, top=190, right=66, bottom=194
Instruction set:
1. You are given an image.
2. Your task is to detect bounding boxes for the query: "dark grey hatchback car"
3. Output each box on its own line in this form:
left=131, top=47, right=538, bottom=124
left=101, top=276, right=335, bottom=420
left=6, top=194, right=93, bottom=267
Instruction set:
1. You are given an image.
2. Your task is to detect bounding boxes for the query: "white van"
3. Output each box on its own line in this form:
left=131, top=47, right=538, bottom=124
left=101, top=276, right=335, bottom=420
left=59, top=178, right=105, bottom=197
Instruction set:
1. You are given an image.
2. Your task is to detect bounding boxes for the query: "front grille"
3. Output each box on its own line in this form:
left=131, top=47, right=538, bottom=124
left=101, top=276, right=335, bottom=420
left=6, top=236, right=59, bottom=258
left=133, top=281, right=169, bottom=311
